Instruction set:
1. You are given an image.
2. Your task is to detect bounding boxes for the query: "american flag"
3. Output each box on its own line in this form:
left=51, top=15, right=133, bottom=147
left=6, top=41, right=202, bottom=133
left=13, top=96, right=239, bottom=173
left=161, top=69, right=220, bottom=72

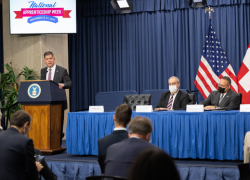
left=194, top=19, right=238, bottom=99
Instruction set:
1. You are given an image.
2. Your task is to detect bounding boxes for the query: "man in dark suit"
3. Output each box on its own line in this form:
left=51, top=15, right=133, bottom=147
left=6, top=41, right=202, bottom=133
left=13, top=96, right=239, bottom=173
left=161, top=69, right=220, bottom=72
left=155, top=76, right=189, bottom=110
left=199, top=76, right=241, bottom=110
left=0, top=110, right=43, bottom=180
left=105, top=116, right=157, bottom=178
left=98, top=104, right=132, bottom=173
left=41, top=51, right=72, bottom=144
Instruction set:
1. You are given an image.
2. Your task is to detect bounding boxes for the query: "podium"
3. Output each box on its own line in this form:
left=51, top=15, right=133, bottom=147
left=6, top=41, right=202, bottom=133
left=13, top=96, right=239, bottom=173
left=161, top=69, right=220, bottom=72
left=17, top=80, right=66, bottom=154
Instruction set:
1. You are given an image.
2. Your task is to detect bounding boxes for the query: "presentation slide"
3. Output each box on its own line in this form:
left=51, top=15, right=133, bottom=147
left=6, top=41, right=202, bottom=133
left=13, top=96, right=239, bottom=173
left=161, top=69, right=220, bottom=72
left=10, top=0, right=76, bottom=34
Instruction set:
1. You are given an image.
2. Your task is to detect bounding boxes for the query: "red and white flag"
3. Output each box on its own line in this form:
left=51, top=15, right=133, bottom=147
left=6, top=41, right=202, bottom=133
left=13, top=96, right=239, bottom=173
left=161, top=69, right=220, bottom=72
left=237, top=42, right=250, bottom=104
left=194, top=19, right=238, bottom=99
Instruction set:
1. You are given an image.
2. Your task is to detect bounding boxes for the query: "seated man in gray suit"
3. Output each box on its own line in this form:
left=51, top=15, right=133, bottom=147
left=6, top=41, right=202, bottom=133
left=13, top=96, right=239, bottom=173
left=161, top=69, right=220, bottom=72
left=98, top=104, right=132, bottom=173
left=105, top=116, right=157, bottom=178
left=199, top=76, right=241, bottom=110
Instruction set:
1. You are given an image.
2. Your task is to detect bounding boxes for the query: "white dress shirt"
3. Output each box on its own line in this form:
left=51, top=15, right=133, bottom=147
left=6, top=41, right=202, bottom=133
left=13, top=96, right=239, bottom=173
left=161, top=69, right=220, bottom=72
left=46, top=64, right=56, bottom=80
left=113, top=127, right=127, bottom=131
left=168, top=90, right=179, bottom=110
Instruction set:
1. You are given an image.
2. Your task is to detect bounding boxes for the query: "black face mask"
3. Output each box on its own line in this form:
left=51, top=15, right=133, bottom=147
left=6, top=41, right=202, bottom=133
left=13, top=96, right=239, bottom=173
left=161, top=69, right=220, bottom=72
left=218, top=87, right=226, bottom=93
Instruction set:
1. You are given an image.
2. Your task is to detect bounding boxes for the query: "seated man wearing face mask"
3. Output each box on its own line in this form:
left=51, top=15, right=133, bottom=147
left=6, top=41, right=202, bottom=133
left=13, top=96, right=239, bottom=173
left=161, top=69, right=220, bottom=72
left=155, top=76, right=189, bottom=110
left=199, top=76, right=241, bottom=110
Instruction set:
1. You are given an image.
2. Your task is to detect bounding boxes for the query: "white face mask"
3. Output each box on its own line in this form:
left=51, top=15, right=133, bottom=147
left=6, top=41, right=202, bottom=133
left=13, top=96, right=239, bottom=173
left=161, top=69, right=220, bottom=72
left=169, top=85, right=178, bottom=93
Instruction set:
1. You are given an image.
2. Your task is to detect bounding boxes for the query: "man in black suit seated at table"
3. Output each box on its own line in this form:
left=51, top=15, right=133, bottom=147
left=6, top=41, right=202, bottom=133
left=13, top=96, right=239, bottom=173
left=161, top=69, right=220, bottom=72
left=199, top=76, right=241, bottom=110
left=105, top=116, right=157, bottom=178
left=155, top=76, right=189, bottom=110
left=98, top=104, right=132, bottom=173
left=0, top=110, right=43, bottom=180
left=41, top=51, right=72, bottom=145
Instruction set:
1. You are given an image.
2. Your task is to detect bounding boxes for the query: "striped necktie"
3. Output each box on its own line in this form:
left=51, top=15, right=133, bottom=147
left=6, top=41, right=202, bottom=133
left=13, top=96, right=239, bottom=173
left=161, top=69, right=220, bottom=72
left=48, top=68, right=52, bottom=80
left=218, top=94, right=224, bottom=105
left=167, top=94, right=174, bottom=109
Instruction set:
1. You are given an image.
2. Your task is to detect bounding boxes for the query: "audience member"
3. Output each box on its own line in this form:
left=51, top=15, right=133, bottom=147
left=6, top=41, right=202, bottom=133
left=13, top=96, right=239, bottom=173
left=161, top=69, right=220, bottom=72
left=128, top=149, right=180, bottom=180
left=98, top=104, right=132, bottom=173
left=243, top=131, right=250, bottom=163
left=0, top=110, right=57, bottom=180
left=0, top=110, right=42, bottom=180
left=105, top=116, right=157, bottom=178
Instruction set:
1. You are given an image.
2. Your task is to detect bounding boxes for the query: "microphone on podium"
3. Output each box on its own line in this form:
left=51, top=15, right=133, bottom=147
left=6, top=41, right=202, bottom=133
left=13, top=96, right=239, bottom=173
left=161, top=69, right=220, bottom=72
left=40, top=71, right=48, bottom=80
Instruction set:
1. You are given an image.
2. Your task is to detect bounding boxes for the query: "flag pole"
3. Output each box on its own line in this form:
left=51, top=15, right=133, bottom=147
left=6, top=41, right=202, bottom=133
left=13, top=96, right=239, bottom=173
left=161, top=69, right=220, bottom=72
left=205, top=6, right=214, bottom=19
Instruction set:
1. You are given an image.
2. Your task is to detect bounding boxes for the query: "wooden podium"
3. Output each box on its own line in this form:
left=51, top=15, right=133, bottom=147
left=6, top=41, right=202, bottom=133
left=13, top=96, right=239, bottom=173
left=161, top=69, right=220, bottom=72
left=17, top=80, right=66, bottom=155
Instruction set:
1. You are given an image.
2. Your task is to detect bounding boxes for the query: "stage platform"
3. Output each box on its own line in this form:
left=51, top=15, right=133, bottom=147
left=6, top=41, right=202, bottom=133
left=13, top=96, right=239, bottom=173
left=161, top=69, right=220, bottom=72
left=42, top=140, right=241, bottom=180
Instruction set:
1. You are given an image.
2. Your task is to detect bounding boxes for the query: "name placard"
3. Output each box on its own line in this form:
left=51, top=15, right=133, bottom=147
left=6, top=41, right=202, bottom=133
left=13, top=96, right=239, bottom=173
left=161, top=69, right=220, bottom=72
left=89, top=106, right=104, bottom=113
left=136, top=105, right=153, bottom=112
left=186, top=105, right=204, bottom=112
left=240, top=104, right=250, bottom=112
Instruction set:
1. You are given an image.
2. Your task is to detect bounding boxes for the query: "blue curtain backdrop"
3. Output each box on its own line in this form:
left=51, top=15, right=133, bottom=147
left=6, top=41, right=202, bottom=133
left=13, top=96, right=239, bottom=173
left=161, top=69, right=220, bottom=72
left=69, top=0, right=250, bottom=112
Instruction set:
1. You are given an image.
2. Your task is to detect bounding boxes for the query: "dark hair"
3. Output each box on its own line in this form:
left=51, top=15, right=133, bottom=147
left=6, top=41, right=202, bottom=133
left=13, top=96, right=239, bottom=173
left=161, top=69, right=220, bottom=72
left=44, top=51, right=54, bottom=58
left=10, top=110, right=32, bottom=128
left=115, top=104, right=132, bottom=126
left=128, top=116, right=152, bottom=135
left=128, top=149, right=181, bottom=180
left=221, top=76, right=231, bottom=85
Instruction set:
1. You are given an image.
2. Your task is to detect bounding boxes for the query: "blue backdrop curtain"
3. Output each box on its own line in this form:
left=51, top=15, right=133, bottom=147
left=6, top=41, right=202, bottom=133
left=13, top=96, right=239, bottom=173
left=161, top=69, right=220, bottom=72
left=69, top=0, right=250, bottom=112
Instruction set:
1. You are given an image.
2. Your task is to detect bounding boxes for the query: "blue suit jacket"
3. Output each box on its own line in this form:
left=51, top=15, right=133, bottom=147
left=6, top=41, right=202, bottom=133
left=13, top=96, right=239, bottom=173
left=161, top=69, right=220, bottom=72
left=0, top=127, right=39, bottom=180
left=105, top=138, right=157, bottom=178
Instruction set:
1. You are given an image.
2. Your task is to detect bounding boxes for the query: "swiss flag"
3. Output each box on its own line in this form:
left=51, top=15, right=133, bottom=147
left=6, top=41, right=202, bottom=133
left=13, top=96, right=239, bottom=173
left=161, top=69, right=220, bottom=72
left=237, top=42, right=250, bottom=104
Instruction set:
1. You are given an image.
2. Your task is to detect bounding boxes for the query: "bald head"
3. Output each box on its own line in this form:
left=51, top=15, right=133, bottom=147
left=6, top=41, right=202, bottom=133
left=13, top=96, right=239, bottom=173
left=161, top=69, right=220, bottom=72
left=168, top=76, right=180, bottom=94
left=168, top=76, right=179, bottom=83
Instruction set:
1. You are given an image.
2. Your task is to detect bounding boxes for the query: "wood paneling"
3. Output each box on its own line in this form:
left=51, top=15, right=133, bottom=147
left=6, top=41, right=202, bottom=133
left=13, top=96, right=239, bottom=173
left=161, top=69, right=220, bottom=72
left=22, top=104, right=64, bottom=153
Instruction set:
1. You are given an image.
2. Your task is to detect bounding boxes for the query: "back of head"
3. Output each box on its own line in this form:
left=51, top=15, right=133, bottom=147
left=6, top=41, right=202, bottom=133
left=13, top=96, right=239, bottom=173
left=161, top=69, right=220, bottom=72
left=10, top=110, right=31, bottom=128
left=115, top=104, right=132, bottom=127
left=128, top=149, right=180, bottom=180
left=128, top=116, right=152, bottom=135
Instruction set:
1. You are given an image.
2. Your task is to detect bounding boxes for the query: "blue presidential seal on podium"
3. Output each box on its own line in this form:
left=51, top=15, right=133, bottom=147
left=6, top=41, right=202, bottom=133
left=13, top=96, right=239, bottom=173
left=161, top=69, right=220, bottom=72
left=27, top=83, right=41, bottom=99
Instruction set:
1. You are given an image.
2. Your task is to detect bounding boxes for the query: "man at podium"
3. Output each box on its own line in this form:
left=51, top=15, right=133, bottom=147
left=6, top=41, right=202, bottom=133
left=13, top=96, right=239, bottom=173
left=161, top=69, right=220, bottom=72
left=41, top=51, right=72, bottom=144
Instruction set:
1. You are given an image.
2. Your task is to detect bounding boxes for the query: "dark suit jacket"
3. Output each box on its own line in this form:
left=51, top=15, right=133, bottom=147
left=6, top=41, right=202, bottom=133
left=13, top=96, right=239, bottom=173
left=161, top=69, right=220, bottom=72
left=105, top=138, right=157, bottom=178
left=41, top=65, right=72, bottom=110
left=41, top=65, right=72, bottom=89
left=0, top=127, right=39, bottom=180
left=155, top=90, right=189, bottom=110
left=98, top=130, right=128, bottom=173
left=199, top=89, right=241, bottom=110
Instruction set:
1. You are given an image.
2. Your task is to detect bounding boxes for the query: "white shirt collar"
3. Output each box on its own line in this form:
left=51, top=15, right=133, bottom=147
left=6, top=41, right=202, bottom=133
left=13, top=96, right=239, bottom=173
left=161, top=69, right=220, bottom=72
left=46, top=64, right=56, bottom=80
left=114, top=127, right=127, bottom=131
left=168, top=90, right=179, bottom=109
left=130, top=136, right=140, bottom=139
left=47, top=64, right=56, bottom=71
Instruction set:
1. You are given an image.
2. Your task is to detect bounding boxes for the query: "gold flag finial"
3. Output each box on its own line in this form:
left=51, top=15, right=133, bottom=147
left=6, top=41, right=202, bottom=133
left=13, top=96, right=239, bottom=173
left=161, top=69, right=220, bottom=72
left=205, top=6, right=214, bottom=19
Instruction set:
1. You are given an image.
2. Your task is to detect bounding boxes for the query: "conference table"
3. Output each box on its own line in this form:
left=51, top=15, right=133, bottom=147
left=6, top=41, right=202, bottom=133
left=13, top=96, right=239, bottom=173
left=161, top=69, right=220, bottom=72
left=66, top=110, right=250, bottom=160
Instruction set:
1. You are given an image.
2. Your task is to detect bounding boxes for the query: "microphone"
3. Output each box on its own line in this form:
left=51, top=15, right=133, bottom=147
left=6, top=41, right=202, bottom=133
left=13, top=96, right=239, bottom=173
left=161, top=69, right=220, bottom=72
left=40, top=71, right=48, bottom=80
left=185, top=89, right=199, bottom=94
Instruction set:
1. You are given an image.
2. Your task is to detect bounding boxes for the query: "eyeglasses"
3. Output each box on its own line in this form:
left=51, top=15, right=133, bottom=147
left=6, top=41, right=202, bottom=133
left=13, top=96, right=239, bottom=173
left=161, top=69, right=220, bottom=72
left=168, top=82, right=178, bottom=86
left=218, top=84, right=228, bottom=88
